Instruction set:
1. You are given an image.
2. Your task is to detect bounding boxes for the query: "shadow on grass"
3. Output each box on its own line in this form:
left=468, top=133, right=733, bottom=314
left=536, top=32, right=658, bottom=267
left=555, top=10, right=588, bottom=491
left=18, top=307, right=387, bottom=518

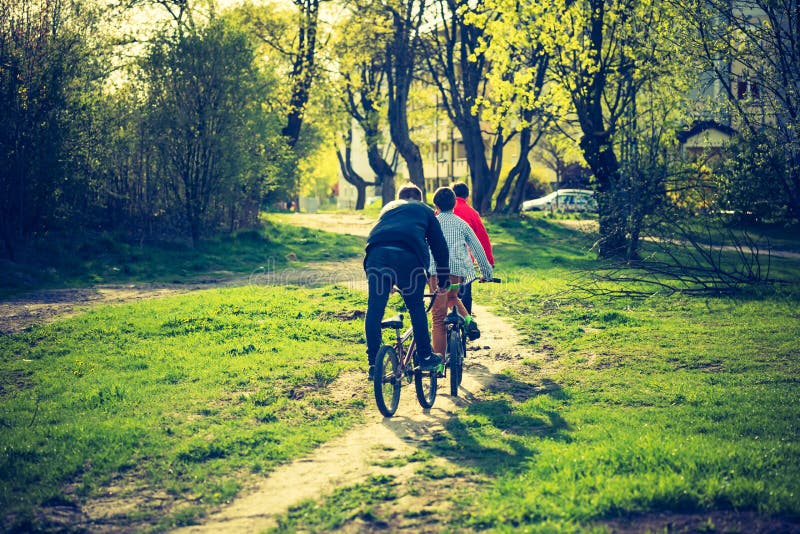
left=386, top=369, right=571, bottom=477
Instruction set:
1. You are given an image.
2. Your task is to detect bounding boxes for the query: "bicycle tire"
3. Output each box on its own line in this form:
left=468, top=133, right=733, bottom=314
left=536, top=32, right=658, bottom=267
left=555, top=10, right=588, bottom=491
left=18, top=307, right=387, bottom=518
left=374, top=345, right=401, bottom=417
left=447, top=329, right=464, bottom=396
left=459, top=332, right=467, bottom=386
left=414, top=368, right=437, bottom=408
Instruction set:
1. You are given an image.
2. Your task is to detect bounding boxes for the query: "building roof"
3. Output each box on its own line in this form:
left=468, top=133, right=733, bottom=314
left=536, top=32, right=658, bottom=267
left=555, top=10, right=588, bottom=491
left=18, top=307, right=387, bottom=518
left=676, top=120, right=737, bottom=143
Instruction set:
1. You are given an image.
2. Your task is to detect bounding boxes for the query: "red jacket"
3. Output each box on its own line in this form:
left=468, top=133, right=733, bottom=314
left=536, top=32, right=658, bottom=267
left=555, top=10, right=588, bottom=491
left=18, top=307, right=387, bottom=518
left=453, top=197, right=495, bottom=266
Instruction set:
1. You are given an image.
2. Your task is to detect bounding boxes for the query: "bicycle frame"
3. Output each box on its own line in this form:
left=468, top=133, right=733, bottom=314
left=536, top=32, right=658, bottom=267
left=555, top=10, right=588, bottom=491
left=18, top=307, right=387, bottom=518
left=373, top=290, right=439, bottom=416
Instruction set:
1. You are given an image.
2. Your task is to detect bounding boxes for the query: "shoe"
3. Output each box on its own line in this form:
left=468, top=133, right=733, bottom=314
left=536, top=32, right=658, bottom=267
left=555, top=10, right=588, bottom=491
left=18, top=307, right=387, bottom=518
left=368, top=365, right=375, bottom=381
left=416, top=352, right=443, bottom=371
left=466, top=318, right=481, bottom=340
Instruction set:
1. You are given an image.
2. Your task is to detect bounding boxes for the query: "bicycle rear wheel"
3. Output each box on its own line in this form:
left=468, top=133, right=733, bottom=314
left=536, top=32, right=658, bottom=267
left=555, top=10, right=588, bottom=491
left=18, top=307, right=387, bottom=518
left=447, top=329, right=464, bottom=396
left=374, top=345, right=401, bottom=417
left=414, top=368, right=437, bottom=408
left=459, top=331, right=467, bottom=386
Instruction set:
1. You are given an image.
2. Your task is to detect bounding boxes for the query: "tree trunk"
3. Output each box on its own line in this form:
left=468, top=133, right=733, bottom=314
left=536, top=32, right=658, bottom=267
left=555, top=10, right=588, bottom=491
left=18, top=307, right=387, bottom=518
left=494, top=123, right=536, bottom=213
left=281, top=0, right=321, bottom=148
left=385, top=0, right=427, bottom=197
left=336, top=130, right=375, bottom=210
left=460, top=123, right=495, bottom=214
left=367, top=144, right=395, bottom=205
left=388, top=101, right=425, bottom=196
left=579, top=130, right=627, bottom=258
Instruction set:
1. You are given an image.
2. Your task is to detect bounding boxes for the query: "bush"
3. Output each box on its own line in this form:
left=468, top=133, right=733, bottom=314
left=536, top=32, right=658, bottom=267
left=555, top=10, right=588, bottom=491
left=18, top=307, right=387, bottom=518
left=713, top=132, right=790, bottom=223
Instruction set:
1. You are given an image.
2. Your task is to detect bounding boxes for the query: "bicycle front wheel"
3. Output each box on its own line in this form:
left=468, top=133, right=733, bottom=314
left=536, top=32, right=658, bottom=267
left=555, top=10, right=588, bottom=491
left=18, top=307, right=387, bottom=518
left=374, top=345, right=401, bottom=417
left=447, top=329, right=464, bottom=396
left=414, top=368, right=437, bottom=409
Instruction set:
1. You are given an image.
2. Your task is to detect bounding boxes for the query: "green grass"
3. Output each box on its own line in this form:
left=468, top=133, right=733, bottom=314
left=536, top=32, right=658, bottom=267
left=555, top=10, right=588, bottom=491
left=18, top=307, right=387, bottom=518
left=0, top=284, right=369, bottom=531
left=435, top=291, right=800, bottom=530
left=261, top=213, right=800, bottom=533
left=2, top=211, right=799, bottom=532
left=443, top=216, right=800, bottom=531
left=0, top=217, right=364, bottom=298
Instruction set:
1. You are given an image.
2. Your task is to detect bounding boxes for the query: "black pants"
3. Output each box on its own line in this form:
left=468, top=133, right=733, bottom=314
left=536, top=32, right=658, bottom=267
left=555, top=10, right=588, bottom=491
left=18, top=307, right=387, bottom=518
left=364, top=246, right=432, bottom=365
left=458, top=280, right=473, bottom=315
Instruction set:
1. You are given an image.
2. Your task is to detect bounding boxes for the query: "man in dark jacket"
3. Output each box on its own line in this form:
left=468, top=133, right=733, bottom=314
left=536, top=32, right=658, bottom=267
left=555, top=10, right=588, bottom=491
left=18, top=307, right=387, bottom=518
left=364, top=183, right=450, bottom=379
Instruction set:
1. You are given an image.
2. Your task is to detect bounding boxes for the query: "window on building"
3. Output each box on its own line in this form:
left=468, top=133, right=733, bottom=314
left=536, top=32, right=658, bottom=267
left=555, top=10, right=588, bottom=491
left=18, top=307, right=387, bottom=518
left=737, top=77, right=760, bottom=100
left=456, top=140, right=467, bottom=160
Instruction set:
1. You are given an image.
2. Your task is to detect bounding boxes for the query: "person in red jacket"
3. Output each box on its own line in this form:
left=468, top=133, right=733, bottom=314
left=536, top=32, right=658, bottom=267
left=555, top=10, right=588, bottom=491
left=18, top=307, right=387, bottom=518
left=451, top=182, right=494, bottom=314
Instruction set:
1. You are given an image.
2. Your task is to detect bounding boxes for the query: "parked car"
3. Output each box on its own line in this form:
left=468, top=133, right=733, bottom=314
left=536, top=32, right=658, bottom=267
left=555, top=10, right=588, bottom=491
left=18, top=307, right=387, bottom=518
left=521, top=189, right=597, bottom=212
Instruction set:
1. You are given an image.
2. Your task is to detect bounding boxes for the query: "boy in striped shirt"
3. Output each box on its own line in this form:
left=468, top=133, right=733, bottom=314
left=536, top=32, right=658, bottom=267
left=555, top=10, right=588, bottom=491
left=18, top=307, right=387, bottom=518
left=428, top=187, right=493, bottom=356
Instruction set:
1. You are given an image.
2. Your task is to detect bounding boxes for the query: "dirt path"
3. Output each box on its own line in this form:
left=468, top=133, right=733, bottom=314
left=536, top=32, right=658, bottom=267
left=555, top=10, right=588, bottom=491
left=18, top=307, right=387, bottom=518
left=269, top=211, right=376, bottom=238
left=554, top=219, right=800, bottom=260
left=0, top=258, right=369, bottom=335
left=0, top=212, right=374, bottom=335
left=171, top=302, right=528, bottom=533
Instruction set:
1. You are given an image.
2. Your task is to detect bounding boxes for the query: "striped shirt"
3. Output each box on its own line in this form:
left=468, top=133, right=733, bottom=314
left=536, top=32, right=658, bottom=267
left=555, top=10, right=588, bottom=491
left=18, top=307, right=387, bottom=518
left=430, top=211, right=493, bottom=282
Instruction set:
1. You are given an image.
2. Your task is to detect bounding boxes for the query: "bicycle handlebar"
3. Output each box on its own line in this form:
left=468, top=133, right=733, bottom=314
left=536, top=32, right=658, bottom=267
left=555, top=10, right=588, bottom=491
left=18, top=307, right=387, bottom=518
left=445, top=277, right=501, bottom=291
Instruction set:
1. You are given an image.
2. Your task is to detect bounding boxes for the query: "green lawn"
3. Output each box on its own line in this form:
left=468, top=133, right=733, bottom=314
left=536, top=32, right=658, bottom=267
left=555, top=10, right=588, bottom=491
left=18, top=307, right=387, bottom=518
left=1, top=284, right=369, bottom=531
left=2, top=212, right=799, bottom=532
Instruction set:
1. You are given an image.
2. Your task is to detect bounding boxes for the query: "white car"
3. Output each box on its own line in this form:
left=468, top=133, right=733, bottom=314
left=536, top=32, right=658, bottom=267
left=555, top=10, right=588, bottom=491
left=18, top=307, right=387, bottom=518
left=521, top=189, right=597, bottom=212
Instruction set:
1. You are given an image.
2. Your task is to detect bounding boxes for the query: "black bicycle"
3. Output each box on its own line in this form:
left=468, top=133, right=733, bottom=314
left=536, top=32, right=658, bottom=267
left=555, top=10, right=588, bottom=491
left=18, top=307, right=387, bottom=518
left=440, top=277, right=501, bottom=397
left=373, top=292, right=439, bottom=417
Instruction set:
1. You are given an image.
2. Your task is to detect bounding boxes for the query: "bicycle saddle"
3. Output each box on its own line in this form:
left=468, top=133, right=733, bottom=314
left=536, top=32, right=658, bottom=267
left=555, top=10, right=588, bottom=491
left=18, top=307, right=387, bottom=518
left=381, top=314, right=404, bottom=329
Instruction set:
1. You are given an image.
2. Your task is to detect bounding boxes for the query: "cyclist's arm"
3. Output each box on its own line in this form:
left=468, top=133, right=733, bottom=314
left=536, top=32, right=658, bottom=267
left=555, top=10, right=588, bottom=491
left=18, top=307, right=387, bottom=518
left=467, top=211, right=494, bottom=267
left=464, top=224, right=493, bottom=280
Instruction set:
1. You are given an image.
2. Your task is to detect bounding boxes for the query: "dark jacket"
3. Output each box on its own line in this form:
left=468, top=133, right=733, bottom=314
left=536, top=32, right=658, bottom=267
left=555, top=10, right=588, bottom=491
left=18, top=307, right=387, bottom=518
left=366, top=199, right=450, bottom=279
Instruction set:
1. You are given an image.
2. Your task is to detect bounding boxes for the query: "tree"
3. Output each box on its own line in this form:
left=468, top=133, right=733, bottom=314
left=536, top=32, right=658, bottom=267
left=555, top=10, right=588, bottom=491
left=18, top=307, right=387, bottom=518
left=143, top=17, right=288, bottom=245
left=0, top=0, right=102, bottom=258
left=420, top=0, right=551, bottom=213
left=379, top=0, right=429, bottom=196
left=235, top=0, right=331, bottom=150
left=484, top=0, right=686, bottom=258
left=423, top=0, right=493, bottom=212
left=332, top=4, right=399, bottom=207
left=335, top=125, right=375, bottom=209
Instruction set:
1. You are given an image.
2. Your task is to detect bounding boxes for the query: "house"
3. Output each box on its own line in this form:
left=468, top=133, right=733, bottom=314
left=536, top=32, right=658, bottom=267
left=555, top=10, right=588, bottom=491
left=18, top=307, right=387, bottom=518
left=676, top=120, right=737, bottom=162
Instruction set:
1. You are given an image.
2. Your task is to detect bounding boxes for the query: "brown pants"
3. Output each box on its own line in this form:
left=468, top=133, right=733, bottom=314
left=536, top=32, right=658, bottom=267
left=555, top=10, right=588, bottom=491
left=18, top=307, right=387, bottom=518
left=428, top=275, right=469, bottom=355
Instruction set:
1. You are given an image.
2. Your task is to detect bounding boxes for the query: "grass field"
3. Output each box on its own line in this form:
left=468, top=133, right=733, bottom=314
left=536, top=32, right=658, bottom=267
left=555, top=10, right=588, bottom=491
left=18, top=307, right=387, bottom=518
left=2, top=212, right=799, bottom=532
left=0, top=216, right=364, bottom=299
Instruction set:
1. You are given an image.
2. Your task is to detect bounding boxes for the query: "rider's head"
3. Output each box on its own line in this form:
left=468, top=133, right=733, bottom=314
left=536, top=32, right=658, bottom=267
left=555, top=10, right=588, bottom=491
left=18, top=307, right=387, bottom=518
left=397, top=183, right=423, bottom=201
left=452, top=181, right=469, bottom=199
left=433, top=187, right=457, bottom=212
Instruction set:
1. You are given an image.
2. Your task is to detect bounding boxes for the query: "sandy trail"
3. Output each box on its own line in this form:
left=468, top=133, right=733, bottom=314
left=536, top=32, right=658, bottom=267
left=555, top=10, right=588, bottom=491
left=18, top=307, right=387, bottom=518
left=0, top=212, right=373, bottom=335
left=171, top=303, right=525, bottom=533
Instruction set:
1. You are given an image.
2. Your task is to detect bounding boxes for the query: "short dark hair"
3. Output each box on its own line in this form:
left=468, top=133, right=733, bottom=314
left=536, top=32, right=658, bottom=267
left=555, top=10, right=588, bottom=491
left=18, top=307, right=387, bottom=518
left=397, top=183, right=422, bottom=201
left=452, top=181, right=469, bottom=199
left=433, top=187, right=456, bottom=212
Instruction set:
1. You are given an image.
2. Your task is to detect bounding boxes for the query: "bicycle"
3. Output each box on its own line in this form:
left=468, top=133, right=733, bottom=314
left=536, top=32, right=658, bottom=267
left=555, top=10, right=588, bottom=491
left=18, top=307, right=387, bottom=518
left=373, top=291, right=439, bottom=417
left=439, top=277, right=501, bottom=397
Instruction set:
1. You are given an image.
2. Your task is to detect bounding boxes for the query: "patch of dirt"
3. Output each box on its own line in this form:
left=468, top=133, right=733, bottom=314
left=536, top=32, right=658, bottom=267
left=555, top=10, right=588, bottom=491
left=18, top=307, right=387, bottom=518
left=168, top=303, right=534, bottom=534
left=270, top=212, right=376, bottom=238
left=0, top=257, right=365, bottom=335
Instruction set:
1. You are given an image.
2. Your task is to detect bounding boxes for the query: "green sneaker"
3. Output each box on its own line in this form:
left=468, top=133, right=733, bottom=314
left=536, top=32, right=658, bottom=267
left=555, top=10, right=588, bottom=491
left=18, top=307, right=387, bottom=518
left=416, top=353, right=443, bottom=371
left=465, top=317, right=481, bottom=340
